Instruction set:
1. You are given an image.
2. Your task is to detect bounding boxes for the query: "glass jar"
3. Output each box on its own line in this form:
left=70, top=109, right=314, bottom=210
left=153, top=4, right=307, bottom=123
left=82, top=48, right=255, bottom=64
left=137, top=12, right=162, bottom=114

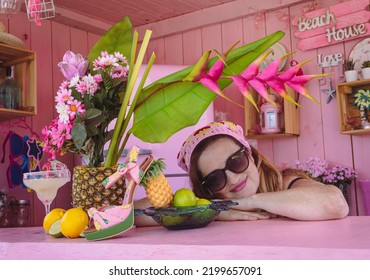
left=0, top=193, right=15, bottom=227
left=14, top=199, right=31, bottom=227
left=260, top=94, right=283, bottom=134
left=0, top=66, right=21, bottom=109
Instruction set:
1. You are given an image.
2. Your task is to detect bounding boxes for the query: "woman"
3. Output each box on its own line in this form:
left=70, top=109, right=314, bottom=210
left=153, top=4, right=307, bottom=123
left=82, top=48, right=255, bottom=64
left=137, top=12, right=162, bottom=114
left=176, top=121, right=349, bottom=221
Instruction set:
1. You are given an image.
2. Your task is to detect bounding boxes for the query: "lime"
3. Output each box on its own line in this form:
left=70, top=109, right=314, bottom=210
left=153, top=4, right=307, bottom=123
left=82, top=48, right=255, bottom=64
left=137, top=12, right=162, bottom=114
left=60, top=208, right=89, bottom=239
left=173, top=188, right=197, bottom=207
left=192, top=209, right=216, bottom=222
left=48, top=219, right=64, bottom=238
left=43, top=208, right=66, bottom=233
left=162, top=215, right=186, bottom=226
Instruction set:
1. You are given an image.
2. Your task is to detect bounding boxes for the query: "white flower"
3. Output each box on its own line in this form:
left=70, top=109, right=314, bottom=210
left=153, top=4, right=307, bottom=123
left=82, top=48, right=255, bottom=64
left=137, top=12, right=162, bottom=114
left=56, top=103, right=70, bottom=124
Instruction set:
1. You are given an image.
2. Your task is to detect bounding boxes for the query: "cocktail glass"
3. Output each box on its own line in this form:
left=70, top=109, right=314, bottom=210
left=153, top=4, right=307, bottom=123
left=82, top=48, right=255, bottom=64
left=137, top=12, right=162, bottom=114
left=23, top=169, right=70, bottom=216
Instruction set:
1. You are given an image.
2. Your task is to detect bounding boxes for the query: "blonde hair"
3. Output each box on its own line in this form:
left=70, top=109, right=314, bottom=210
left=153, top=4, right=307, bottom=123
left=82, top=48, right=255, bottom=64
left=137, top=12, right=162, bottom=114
left=251, top=146, right=283, bottom=193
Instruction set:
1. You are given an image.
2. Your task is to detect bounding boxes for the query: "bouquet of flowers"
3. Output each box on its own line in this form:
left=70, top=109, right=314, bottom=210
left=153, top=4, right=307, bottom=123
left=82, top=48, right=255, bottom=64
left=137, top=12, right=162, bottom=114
left=41, top=17, right=326, bottom=168
left=42, top=51, right=129, bottom=167
left=294, top=157, right=357, bottom=190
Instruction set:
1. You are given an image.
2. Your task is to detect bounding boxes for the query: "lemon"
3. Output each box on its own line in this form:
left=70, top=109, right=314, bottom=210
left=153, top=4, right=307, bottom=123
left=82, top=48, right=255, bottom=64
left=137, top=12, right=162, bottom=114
left=43, top=208, right=66, bottom=233
left=48, top=219, right=64, bottom=238
left=196, top=198, right=212, bottom=206
left=173, top=188, right=197, bottom=207
left=60, top=208, right=89, bottom=239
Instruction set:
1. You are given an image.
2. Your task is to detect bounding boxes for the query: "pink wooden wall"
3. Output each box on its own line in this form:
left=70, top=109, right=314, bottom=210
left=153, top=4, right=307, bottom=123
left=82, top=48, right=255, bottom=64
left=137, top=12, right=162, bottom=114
left=1, top=0, right=369, bottom=226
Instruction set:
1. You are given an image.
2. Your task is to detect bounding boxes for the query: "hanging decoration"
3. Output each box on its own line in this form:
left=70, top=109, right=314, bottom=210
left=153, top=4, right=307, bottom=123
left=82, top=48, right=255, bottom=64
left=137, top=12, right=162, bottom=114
left=25, top=0, right=55, bottom=26
left=0, top=0, right=21, bottom=18
left=248, top=7, right=266, bottom=29
left=317, top=52, right=344, bottom=103
left=275, top=10, right=290, bottom=28
left=301, top=1, right=317, bottom=14
left=255, top=10, right=266, bottom=29
left=321, top=76, right=336, bottom=104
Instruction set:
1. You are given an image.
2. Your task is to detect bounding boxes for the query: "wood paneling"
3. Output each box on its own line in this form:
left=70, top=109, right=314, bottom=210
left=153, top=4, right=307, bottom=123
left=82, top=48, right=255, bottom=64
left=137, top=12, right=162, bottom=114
left=49, top=0, right=236, bottom=34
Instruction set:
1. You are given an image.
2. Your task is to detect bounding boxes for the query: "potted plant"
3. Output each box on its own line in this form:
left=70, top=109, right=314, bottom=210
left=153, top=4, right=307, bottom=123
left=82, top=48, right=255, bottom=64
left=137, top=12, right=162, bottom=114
left=41, top=17, right=325, bottom=210
left=361, top=60, right=370, bottom=80
left=353, top=88, right=370, bottom=129
left=295, top=157, right=357, bottom=202
left=344, top=59, right=358, bottom=82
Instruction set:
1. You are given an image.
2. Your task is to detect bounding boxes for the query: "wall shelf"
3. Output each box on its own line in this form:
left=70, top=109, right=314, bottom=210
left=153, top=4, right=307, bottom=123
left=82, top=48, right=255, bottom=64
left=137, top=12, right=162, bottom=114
left=0, top=43, right=36, bottom=121
left=244, top=87, right=300, bottom=139
left=337, top=79, right=370, bottom=135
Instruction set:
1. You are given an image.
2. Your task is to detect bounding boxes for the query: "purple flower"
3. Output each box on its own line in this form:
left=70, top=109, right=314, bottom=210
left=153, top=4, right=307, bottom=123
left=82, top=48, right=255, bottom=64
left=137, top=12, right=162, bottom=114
left=58, top=51, right=89, bottom=80
left=295, top=158, right=357, bottom=188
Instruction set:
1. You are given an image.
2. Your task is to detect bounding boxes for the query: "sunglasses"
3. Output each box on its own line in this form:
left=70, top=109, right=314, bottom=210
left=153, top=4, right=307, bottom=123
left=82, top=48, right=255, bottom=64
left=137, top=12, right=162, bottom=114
left=201, top=147, right=249, bottom=194
left=1, top=131, right=43, bottom=189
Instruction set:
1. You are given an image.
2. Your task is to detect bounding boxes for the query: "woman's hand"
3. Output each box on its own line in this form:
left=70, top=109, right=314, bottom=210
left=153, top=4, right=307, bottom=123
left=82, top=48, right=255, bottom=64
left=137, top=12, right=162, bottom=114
left=216, top=208, right=275, bottom=221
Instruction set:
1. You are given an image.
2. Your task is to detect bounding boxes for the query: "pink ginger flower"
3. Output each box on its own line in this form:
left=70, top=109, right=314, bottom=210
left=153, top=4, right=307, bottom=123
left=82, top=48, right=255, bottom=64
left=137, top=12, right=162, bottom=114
left=183, top=41, right=243, bottom=108
left=230, top=50, right=329, bottom=108
left=230, top=51, right=275, bottom=110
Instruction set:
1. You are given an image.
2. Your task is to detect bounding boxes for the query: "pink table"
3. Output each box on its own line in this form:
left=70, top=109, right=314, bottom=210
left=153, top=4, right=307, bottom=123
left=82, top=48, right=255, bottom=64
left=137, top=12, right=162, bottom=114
left=1, top=217, right=370, bottom=260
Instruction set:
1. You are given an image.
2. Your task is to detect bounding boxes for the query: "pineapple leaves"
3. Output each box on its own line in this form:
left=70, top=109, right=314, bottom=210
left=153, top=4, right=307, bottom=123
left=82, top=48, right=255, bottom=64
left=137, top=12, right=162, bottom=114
left=130, top=31, right=285, bottom=143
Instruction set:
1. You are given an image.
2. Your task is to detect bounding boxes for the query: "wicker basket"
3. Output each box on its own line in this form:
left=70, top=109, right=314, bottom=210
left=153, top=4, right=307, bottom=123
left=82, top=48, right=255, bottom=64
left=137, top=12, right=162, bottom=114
left=72, top=165, right=126, bottom=211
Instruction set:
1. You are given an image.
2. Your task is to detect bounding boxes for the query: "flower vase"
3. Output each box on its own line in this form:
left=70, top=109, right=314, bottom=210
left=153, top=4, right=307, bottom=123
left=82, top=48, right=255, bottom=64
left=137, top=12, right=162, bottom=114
left=362, top=67, right=370, bottom=80
left=359, top=180, right=370, bottom=216
left=359, top=106, right=370, bottom=129
left=344, top=70, right=358, bottom=82
left=72, top=165, right=126, bottom=212
left=338, top=183, right=351, bottom=206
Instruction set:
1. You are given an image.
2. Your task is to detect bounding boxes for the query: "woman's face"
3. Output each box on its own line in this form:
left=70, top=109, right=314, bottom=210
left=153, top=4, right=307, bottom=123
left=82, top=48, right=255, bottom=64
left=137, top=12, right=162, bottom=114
left=197, top=137, right=260, bottom=199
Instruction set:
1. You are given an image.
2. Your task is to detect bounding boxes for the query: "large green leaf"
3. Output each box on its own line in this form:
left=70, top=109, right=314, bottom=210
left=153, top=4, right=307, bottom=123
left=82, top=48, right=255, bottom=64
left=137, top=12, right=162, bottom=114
left=88, top=17, right=132, bottom=71
left=130, top=31, right=285, bottom=143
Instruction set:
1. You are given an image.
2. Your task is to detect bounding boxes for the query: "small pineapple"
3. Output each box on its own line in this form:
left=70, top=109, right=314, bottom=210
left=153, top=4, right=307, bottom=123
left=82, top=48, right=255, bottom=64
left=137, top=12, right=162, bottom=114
left=140, top=159, right=173, bottom=208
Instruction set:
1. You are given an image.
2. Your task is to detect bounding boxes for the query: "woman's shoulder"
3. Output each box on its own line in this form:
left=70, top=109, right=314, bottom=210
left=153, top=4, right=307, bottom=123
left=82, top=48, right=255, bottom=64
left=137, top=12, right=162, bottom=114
left=281, top=168, right=309, bottom=190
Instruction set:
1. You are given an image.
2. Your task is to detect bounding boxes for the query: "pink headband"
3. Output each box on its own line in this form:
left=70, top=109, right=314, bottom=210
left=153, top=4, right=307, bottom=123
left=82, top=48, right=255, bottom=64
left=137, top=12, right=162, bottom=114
left=177, top=121, right=251, bottom=172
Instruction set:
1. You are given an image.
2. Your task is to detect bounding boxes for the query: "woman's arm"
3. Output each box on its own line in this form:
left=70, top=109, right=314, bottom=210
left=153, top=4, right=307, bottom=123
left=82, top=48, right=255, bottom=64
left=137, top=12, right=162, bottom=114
left=231, top=178, right=349, bottom=221
left=134, top=197, right=161, bottom=227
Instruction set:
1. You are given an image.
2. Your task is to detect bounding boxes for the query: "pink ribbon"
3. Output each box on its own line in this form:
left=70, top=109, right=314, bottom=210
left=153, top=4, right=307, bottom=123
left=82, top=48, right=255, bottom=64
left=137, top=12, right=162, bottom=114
left=102, top=145, right=140, bottom=189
